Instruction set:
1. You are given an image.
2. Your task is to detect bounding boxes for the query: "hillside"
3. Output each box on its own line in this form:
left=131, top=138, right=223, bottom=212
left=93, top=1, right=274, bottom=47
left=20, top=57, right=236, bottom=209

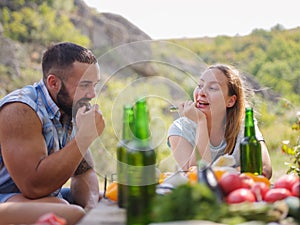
left=0, top=0, right=153, bottom=95
left=1, top=0, right=299, bottom=105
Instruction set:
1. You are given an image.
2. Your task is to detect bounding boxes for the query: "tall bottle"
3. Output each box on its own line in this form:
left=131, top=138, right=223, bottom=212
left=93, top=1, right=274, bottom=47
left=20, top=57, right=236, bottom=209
left=240, top=107, right=263, bottom=175
left=117, top=104, right=134, bottom=208
left=126, top=98, right=156, bottom=225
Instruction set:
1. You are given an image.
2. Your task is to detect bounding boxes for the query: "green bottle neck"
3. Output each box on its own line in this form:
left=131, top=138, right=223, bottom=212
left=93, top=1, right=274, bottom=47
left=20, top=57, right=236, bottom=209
left=122, top=105, right=134, bottom=141
left=244, top=108, right=256, bottom=138
left=134, top=98, right=150, bottom=143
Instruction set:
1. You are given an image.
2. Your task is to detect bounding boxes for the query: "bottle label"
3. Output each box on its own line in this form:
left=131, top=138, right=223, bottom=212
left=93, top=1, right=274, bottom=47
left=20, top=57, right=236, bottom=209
left=127, top=164, right=156, bottom=186
left=240, top=137, right=262, bottom=174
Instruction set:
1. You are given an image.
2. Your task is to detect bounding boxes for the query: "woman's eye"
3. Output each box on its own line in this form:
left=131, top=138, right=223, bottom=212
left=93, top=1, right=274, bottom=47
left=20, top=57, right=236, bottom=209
left=209, top=86, right=218, bottom=91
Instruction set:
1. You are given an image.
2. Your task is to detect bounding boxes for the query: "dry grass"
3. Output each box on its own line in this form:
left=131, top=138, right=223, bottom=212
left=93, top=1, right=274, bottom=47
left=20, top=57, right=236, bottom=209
left=269, top=149, right=292, bottom=183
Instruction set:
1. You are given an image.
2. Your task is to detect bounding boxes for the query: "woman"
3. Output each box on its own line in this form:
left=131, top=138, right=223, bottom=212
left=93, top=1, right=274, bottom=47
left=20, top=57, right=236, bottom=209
left=168, top=64, right=272, bottom=179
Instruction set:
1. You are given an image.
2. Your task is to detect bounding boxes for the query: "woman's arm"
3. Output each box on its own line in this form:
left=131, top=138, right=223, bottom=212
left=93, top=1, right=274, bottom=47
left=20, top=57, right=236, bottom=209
left=260, top=141, right=272, bottom=179
left=168, top=136, right=195, bottom=171
left=168, top=120, right=211, bottom=171
left=168, top=101, right=212, bottom=170
left=194, top=120, right=211, bottom=163
left=180, top=101, right=212, bottom=164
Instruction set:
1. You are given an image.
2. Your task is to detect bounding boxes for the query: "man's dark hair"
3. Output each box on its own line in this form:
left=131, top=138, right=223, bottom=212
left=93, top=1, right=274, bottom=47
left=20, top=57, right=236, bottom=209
left=42, top=42, right=97, bottom=80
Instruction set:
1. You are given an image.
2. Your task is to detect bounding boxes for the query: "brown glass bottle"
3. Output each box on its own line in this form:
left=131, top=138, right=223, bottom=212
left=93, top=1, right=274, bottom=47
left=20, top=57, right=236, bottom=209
left=240, top=107, right=262, bottom=175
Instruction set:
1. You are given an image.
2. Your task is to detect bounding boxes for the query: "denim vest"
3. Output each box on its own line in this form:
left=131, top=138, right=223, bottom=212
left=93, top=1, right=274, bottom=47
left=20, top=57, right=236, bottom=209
left=0, top=80, right=74, bottom=197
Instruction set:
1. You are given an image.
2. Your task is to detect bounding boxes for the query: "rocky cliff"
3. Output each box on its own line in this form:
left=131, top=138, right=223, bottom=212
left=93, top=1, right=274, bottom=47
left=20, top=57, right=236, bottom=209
left=0, top=0, right=157, bottom=94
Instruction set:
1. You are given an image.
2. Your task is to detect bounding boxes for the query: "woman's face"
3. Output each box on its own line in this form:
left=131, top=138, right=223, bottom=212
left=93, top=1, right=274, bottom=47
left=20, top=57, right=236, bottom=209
left=193, top=68, right=236, bottom=119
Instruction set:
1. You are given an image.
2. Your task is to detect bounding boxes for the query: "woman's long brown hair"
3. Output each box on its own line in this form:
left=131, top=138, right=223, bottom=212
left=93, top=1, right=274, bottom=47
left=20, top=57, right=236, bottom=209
left=208, top=64, right=246, bottom=154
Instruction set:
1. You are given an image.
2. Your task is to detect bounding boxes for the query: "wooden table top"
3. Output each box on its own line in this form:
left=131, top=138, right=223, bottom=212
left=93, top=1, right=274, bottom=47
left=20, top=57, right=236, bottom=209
left=77, top=199, right=125, bottom=225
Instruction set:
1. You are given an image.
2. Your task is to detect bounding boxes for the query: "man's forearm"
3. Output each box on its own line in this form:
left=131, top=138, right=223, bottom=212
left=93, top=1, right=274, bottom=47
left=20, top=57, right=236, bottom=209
left=71, top=169, right=100, bottom=210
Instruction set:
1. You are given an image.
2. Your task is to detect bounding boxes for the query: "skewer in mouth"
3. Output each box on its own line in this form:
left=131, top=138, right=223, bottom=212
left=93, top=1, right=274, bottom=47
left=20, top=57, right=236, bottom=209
left=169, top=106, right=178, bottom=112
left=169, top=102, right=198, bottom=112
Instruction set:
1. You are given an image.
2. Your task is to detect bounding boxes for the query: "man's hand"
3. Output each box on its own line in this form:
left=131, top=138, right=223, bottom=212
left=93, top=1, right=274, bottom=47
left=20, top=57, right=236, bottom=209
left=75, top=104, right=105, bottom=150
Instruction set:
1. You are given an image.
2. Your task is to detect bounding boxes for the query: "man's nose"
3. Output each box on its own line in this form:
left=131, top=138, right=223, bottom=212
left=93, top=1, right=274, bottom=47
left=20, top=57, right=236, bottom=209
left=86, top=87, right=96, bottom=99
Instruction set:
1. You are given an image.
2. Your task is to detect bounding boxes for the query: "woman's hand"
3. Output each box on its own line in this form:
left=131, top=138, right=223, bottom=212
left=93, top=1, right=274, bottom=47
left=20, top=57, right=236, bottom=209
left=179, top=100, right=206, bottom=123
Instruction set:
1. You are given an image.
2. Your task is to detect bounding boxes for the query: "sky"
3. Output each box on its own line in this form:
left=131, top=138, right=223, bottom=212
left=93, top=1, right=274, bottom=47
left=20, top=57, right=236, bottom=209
left=84, top=0, right=300, bottom=40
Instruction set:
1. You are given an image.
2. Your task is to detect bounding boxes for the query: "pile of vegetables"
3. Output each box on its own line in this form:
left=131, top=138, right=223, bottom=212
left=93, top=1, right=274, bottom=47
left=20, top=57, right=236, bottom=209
left=150, top=170, right=300, bottom=225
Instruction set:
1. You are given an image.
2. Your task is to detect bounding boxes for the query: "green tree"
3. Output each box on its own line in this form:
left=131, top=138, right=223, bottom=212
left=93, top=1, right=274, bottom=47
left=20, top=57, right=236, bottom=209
left=1, top=1, right=90, bottom=46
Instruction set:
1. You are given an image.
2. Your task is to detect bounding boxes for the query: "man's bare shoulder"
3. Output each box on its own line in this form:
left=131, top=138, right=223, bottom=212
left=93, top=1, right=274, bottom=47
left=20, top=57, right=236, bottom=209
left=0, top=102, right=41, bottom=135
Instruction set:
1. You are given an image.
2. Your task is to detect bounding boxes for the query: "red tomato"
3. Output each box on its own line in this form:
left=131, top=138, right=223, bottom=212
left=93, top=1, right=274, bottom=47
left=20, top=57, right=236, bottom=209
left=274, top=174, right=299, bottom=192
left=239, top=173, right=255, bottom=189
left=291, top=181, right=300, bottom=197
left=226, top=188, right=256, bottom=204
left=251, top=182, right=270, bottom=201
left=264, top=188, right=292, bottom=202
left=219, top=173, right=243, bottom=195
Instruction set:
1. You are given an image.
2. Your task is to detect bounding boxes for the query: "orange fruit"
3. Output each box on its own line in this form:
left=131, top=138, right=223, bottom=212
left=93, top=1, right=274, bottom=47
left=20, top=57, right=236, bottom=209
left=159, top=173, right=165, bottom=184
left=241, top=172, right=271, bottom=187
left=187, top=166, right=198, bottom=184
left=213, top=169, right=226, bottom=181
left=159, top=172, right=173, bottom=183
left=105, top=181, right=118, bottom=201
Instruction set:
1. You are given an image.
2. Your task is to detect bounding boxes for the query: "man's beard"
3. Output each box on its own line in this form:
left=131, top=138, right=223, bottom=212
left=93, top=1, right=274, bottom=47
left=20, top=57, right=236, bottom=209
left=57, top=82, right=91, bottom=117
left=57, top=82, right=73, bottom=117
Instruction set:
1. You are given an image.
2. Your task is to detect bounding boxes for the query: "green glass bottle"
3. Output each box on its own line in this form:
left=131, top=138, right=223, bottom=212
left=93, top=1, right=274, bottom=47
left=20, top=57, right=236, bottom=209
left=126, top=98, right=156, bottom=225
left=240, top=107, right=263, bottom=175
left=117, top=104, right=134, bottom=208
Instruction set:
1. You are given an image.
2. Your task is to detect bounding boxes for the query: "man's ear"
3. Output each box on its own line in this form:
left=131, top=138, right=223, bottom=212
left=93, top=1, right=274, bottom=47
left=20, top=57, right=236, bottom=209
left=227, top=95, right=237, bottom=108
left=47, top=74, right=61, bottom=90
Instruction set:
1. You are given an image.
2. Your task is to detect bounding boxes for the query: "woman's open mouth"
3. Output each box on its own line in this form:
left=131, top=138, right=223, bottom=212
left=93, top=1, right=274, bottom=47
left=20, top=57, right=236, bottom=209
left=196, top=101, right=209, bottom=108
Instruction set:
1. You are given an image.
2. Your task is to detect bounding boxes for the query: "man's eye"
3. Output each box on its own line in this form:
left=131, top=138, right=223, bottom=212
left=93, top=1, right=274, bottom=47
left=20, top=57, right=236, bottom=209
left=79, top=83, right=91, bottom=89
